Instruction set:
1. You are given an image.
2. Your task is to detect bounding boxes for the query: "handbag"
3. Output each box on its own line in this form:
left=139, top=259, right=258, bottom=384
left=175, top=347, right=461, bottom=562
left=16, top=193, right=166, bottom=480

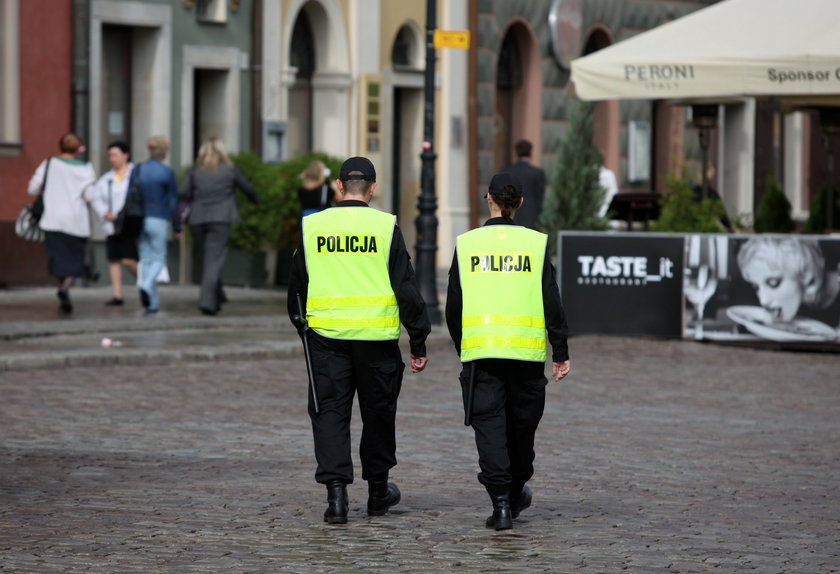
left=173, top=168, right=195, bottom=225
left=15, top=158, right=51, bottom=243
left=115, top=164, right=145, bottom=238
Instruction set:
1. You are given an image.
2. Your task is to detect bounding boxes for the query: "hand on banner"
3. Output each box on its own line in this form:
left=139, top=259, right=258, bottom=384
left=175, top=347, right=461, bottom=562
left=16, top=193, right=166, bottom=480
left=552, top=360, right=571, bottom=382
left=410, top=355, right=428, bottom=373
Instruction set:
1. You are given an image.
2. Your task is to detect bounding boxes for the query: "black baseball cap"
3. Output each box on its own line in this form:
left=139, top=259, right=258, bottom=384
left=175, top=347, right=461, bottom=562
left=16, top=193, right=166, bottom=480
left=339, top=156, right=377, bottom=182
left=487, top=172, right=523, bottom=198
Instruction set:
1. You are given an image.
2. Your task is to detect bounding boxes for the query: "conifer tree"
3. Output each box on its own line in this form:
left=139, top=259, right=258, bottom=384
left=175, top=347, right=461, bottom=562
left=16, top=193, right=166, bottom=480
left=539, top=101, right=609, bottom=244
left=754, top=175, right=794, bottom=233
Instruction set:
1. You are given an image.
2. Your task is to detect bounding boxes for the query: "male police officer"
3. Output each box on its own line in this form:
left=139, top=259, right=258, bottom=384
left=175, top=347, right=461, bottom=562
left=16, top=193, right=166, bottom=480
left=445, top=171, right=571, bottom=530
left=288, top=156, right=430, bottom=524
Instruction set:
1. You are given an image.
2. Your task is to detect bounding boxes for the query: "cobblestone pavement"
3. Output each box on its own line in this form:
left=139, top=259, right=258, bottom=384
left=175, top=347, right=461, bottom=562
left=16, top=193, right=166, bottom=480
left=1, top=335, right=839, bottom=573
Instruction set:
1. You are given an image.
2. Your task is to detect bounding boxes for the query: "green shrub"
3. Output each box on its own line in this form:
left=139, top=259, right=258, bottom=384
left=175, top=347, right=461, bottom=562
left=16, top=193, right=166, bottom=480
left=651, top=176, right=725, bottom=233
left=805, top=184, right=840, bottom=232
left=229, top=152, right=342, bottom=252
left=539, top=101, right=609, bottom=243
left=753, top=175, right=794, bottom=233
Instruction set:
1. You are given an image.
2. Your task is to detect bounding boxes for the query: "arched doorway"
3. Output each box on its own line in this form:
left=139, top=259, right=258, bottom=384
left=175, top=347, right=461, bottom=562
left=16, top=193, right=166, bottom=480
left=288, top=8, right=315, bottom=157
left=494, top=21, right=542, bottom=172
left=583, top=27, right=619, bottom=176
left=390, top=22, right=424, bottom=252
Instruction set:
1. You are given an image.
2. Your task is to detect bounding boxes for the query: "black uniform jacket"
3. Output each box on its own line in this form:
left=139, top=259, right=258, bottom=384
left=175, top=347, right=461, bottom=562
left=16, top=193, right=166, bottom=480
left=287, top=200, right=431, bottom=357
left=445, top=217, right=569, bottom=363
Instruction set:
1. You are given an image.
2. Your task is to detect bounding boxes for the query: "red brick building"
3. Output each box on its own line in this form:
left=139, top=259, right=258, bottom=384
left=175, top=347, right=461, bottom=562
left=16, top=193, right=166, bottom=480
left=0, top=0, right=73, bottom=286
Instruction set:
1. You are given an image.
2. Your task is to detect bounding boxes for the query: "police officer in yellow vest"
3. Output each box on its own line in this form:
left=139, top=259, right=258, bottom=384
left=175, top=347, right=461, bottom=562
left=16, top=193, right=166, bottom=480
left=445, top=171, right=571, bottom=530
left=287, top=156, right=431, bottom=524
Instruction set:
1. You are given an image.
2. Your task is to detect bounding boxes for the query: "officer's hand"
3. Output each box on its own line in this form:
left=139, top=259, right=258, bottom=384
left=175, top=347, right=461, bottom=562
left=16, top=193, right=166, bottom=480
left=552, top=360, right=570, bottom=382
left=410, top=355, right=428, bottom=373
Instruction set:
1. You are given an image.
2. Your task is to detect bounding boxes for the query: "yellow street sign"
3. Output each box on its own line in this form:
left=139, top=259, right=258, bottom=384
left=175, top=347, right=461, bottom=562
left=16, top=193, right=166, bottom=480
left=434, top=30, right=470, bottom=50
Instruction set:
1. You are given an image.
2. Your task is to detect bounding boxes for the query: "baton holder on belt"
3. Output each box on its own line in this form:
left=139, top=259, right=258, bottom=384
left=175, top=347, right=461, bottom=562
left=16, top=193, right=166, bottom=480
left=464, top=361, right=476, bottom=427
left=295, top=293, right=320, bottom=415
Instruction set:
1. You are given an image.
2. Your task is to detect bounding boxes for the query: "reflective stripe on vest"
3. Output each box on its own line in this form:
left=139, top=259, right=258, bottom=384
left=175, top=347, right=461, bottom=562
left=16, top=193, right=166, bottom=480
left=457, top=225, right=547, bottom=362
left=303, top=207, right=400, bottom=340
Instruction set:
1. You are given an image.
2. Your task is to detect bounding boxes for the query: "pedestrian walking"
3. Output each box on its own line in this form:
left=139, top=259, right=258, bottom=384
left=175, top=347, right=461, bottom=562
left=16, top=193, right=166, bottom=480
left=502, top=139, right=546, bottom=230
left=181, top=137, right=259, bottom=316
left=130, top=135, right=178, bottom=315
left=27, top=132, right=97, bottom=314
left=445, top=171, right=571, bottom=530
left=298, top=159, right=337, bottom=218
left=287, top=156, right=431, bottom=524
left=91, top=141, right=138, bottom=306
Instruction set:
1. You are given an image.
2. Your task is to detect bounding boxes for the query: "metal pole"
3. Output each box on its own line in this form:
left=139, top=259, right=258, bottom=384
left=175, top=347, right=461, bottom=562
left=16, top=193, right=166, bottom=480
left=699, top=128, right=709, bottom=201
left=415, top=0, right=442, bottom=324
left=71, top=0, right=90, bottom=161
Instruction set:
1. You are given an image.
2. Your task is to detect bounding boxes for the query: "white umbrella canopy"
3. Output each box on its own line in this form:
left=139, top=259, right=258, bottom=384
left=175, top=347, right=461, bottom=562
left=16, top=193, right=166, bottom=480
left=570, top=0, right=840, bottom=104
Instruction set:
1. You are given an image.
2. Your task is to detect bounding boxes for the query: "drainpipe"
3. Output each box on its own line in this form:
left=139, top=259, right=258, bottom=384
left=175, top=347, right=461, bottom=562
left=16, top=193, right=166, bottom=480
left=71, top=0, right=90, bottom=160
left=468, top=0, right=478, bottom=230
left=252, top=0, right=263, bottom=155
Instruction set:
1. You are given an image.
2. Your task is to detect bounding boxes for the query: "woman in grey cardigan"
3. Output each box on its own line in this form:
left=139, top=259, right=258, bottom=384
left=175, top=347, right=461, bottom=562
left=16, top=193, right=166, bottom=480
left=181, top=138, right=259, bottom=316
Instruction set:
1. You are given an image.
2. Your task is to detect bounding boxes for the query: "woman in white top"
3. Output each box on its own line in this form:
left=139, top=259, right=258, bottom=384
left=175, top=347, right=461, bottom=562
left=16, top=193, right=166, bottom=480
left=27, top=133, right=97, bottom=314
left=92, top=141, right=138, bottom=306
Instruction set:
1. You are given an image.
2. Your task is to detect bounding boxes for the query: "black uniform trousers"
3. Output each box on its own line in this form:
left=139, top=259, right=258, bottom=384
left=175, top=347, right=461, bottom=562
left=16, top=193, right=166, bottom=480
left=308, top=331, right=405, bottom=485
left=460, top=358, right=547, bottom=489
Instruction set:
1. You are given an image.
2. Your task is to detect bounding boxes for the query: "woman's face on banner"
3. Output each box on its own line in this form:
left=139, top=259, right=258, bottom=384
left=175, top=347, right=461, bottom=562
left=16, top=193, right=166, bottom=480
left=743, top=261, right=803, bottom=322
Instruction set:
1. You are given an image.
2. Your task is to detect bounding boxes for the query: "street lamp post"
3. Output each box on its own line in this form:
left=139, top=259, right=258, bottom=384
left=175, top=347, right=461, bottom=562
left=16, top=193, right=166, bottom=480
left=415, top=0, right=442, bottom=324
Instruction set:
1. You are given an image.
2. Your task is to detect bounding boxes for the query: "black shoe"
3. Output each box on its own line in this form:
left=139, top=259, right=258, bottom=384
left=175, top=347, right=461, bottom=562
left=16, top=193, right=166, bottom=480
left=485, top=488, right=513, bottom=531
left=199, top=307, right=217, bottom=316
left=145, top=308, right=159, bottom=316
left=105, top=297, right=124, bottom=306
left=139, top=289, right=150, bottom=309
left=57, top=290, right=72, bottom=314
left=510, top=484, right=532, bottom=519
left=324, top=480, right=348, bottom=524
left=367, top=477, right=401, bottom=516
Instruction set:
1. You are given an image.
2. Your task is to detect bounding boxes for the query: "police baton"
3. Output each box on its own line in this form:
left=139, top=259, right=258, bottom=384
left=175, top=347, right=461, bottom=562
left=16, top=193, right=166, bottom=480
left=294, top=293, right=319, bottom=415
left=464, top=361, right=476, bottom=427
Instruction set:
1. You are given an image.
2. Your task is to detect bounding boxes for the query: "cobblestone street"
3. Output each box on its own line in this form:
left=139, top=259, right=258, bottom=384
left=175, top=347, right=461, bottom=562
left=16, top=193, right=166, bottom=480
left=1, top=335, right=839, bottom=573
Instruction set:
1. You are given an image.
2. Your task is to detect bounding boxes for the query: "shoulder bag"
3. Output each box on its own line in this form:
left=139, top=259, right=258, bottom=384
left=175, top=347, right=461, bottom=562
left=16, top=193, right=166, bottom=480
left=15, top=158, right=51, bottom=243
left=115, top=164, right=145, bottom=238
left=173, top=167, right=195, bottom=226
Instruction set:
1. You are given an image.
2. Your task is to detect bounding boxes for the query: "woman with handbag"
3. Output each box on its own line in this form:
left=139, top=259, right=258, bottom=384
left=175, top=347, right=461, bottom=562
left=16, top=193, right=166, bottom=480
left=27, top=133, right=97, bottom=314
left=92, top=141, right=138, bottom=306
left=179, top=137, right=259, bottom=316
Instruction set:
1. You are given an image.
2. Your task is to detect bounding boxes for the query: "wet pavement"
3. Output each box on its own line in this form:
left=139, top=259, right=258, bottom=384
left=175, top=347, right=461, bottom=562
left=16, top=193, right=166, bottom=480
left=0, top=285, right=301, bottom=371
left=1, top=285, right=839, bottom=572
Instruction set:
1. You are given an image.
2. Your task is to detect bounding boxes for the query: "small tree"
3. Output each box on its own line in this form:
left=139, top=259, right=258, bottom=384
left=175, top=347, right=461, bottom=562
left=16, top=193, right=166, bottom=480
left=753, top=175, right=794, bottom=233
left=805, top=184, right=840, bottom=232
left=651, top=176, right=726, bottom=233
left=539, top=101, right=608, bottom=245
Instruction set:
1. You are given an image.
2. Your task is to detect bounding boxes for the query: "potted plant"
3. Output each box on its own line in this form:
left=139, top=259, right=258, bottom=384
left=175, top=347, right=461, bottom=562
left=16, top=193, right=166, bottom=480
left=230, top=151, right=342, bottom=285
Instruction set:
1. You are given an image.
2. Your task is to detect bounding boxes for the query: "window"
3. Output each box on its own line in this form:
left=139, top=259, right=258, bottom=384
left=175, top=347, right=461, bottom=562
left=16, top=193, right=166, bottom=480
left=0, top=0, right=21, bottom=149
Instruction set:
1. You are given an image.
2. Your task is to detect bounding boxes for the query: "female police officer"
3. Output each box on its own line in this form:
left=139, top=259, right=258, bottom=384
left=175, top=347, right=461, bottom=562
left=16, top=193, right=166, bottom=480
left=445, top=171, right=571, bottom=530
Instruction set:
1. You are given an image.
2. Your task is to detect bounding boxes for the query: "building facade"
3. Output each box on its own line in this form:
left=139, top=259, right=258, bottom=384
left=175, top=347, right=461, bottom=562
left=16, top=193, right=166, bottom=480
left=3, top=0, right=837, bottom=286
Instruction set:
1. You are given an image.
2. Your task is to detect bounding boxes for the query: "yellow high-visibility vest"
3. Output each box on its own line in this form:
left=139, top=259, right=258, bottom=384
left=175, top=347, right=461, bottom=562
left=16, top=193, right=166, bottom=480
left=303, top=206, right=400, bottom=340
left=456, top=225, right=547, bottom=362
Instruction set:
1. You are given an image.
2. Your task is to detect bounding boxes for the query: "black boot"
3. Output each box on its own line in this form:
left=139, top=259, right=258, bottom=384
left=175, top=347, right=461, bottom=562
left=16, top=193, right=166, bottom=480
left=323, top=480, right=348, bottom=524
left=367, top=474, right=401, bottom=516
left=510, top=484, right=532, bottom=519
left=484, top=486, right=513, bottom=530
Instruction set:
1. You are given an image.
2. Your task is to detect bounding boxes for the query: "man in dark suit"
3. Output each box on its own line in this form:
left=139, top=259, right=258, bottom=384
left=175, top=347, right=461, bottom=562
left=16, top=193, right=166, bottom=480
left=503, top=140, right=546, bottom=230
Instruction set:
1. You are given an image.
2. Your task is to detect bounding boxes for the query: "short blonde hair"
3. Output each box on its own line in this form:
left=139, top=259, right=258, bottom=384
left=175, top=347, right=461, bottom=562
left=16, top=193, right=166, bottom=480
left=737, top=236, right=825, bottom=305
left=301, top=160, right=327, bottom=187
left=146, top=135, right=170, bottom=159
left=196, top=137, right=231, bottom=171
